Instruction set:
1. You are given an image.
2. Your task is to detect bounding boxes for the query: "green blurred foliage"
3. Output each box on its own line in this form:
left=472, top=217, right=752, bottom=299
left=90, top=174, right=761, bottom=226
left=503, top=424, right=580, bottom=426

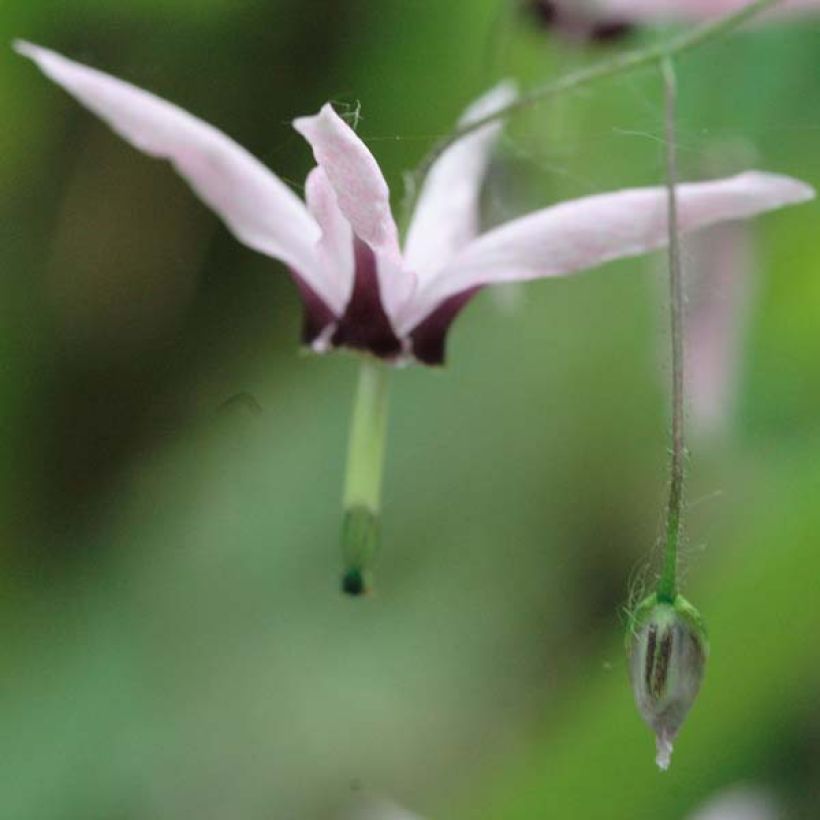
left=0, top=2, right=818, bottom=819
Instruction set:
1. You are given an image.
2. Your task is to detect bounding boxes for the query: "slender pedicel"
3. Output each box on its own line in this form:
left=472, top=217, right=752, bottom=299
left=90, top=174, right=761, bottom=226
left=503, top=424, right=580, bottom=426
left=627, top=57, right=708, bottom=772
left=658, top=56, right=684, bottom=607
left=340, top=357, right=390, bottom=595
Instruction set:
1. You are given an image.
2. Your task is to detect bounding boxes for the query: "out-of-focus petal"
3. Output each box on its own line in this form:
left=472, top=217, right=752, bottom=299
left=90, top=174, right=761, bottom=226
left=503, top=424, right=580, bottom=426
left=403, top=81, right=517, bottom=285
left=684, top=222, right=755, bottom=436
left=687, top=785, right=781, bottom=820
left=597, top=0, right=820, bottom=22
left=400, top=171, right=814, bottom=332
left=293, top=104, right=413, bottom=321
left=305, top=166, right=354, bottom=314
left=14, top=41, right=335, bottom=298
left=525, top=1, right=637, bottom=44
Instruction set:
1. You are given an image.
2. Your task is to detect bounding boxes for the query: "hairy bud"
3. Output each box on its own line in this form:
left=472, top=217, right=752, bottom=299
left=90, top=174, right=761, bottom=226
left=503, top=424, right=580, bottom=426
left=627, top=594, right=708, bottom=770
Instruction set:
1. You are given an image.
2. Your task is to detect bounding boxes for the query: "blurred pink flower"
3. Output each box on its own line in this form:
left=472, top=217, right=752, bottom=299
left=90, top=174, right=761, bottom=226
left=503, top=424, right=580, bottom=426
left=16, top=41, right=814, bottom=365
left=684, top=221, right=756, bottom=436
left=525, top=1, right=636, bottom=44
left=530, top=0, right=819, bottom=35
left=601, top=0, right=820, bottom=22
left=688, top=785, right=781, bottom=820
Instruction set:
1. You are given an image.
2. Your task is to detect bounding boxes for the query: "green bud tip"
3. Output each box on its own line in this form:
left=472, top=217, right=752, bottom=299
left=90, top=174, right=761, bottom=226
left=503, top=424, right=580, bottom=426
left=340, top=506, right=379, bottom=598
left=341, top=568, right=371, bottom=597
left=626, top=593, right=709, bottom=770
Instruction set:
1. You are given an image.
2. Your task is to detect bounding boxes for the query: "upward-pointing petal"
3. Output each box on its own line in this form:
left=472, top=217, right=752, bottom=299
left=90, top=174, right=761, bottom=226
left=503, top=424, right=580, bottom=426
left=15, top=41, right=326, bottom=291
left=293, top=104, right=413, bottom=322
left=305, top=166, right=354, bottom=313
left=293, top=104, right=399, bottom=255
left=403, top=81, right=518, bottom=287
left=400, top=171, right=814, bottom=333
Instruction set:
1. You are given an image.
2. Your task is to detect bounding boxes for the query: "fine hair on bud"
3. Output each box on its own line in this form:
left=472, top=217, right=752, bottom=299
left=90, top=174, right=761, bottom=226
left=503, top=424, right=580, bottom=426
left=627, top=594, right=708, bottom=770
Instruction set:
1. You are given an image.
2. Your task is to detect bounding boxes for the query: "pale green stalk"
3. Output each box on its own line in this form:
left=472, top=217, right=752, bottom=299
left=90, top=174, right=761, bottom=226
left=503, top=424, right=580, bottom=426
left=343, top=357, right=390, bottom=509
left=340, top=357, right=390, bottom=595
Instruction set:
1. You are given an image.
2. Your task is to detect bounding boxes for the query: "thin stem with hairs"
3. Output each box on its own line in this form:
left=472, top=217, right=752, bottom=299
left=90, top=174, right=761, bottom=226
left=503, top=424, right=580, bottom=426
left=657, top=56, right=684, bottom=604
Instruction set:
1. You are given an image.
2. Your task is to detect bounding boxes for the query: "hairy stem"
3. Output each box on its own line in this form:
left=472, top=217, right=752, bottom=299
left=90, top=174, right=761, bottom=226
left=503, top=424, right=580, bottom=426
left=658, top=57, right=684, bottom=604
left=404, top=0, right=784, bottom=219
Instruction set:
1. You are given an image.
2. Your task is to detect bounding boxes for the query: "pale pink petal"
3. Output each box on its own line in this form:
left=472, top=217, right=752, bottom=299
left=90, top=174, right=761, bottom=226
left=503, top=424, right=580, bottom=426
left=14, top=41, right=334, bottom=299
left=293, top=104, right=413, bottom=321
left=597, top=0, right=820, bottom=22
left=400, top=171, right=814, bottom=332
left=403, top=82, right=517, bottom=285
left=293, top=104, right=399, bottom=255
left=689, top=787, right=781, bottom=820
left=305, top=167, right=354, bottom=314
left=684, top=222, right=756, bottom=436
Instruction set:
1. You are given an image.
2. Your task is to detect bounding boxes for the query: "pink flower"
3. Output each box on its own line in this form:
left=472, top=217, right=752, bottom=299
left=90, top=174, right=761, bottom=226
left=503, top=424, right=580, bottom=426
left=684, top=221, right=756, bottom=436
left=540, top=0, right=819, bottom=29
left=525, top=1, right=636, bottom=44
left=15, top=41, right=814, bottom=365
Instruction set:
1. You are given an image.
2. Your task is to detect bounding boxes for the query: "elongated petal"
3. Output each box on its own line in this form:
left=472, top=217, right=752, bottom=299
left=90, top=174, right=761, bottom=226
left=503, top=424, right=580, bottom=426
left=684, top=223, right=755, bottom=437
left=597, top=0, right=820, bottom=22
left=293, top=104, right=413, bottom=321
left=15, top=41, right=329, bottom=292
left=403, top=82, right=517, bottom=285
left=305, top=167, right=354, bottom=314
left=293, top=104, right=399, bottom=254
left=400, top=171, right=814, bottom=332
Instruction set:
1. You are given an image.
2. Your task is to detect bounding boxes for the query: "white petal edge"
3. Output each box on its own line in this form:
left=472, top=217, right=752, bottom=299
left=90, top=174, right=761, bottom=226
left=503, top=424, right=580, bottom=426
left=293, top=103, right=413, bottom=322
left=14, top=41, right=338, bottom=304
left=403, top=81, right=518, bottom=287
left=398, top=171, right=815, bottom=333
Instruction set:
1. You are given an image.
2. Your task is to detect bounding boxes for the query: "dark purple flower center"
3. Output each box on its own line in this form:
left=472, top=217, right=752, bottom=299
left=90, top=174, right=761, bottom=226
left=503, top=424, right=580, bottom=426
left=331, top=237, right=403, bottom=359
left=293, top=238, right=481, bottom=367
left=524, top=0, right=635, bottom=44
left=292, top=275, right=337, bottom=347
left=292, top=238, right=402, bottom=360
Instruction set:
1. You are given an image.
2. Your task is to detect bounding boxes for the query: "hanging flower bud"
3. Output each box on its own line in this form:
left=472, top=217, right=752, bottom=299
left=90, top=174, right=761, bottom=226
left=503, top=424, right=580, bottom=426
left=627, top=594, right=708, bottom=770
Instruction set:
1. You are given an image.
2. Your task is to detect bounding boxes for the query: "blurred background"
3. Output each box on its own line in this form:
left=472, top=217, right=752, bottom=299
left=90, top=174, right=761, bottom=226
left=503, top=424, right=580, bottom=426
left=1, top=1, right=819, bottom=818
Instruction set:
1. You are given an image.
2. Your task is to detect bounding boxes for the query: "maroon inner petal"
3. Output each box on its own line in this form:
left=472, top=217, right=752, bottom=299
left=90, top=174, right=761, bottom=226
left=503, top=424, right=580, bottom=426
left=290, top=272, right=338, bottom=346
left=331, top=237, right=403, bottom=359
left=409, top=287, right=482, bottom=366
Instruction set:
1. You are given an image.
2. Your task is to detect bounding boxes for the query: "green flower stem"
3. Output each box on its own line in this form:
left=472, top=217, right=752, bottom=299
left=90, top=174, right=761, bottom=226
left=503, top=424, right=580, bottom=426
left=658, top=57, right=683, bottom=604
left=340, top=356, right=390, bottom=595
left=404, top=0, right=784, bottom=220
